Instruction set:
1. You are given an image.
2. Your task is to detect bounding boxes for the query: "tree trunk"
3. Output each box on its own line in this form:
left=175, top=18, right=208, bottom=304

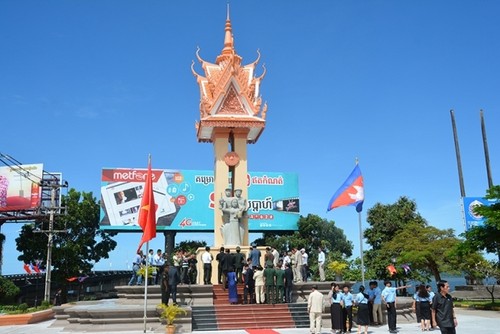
left=485, top=285, right=495, bottom=304
left=429, top=261, right=442, bottom=283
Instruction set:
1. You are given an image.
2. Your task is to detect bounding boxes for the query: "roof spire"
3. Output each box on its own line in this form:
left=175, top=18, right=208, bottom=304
left=222, top=2, right=234, bottom=56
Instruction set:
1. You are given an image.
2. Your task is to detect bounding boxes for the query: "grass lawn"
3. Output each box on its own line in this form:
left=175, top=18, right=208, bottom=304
left=454, top=300, right=500, bottom=311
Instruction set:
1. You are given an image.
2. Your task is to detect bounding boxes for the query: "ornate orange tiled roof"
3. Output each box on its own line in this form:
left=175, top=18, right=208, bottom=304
left=192, top=6, right=267, bottom=143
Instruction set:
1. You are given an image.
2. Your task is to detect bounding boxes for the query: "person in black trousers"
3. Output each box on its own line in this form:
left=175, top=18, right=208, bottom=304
left=216, top=247, right=225, bottom=284
left=243, top=263, right=255, bottom=304
left=284, top=262, right=294, bottom=303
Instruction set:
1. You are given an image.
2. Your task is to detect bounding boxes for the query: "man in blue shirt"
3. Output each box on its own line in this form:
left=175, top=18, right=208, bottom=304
left=341, top=285, right=354, bottom=332
left=248, top=244, right=261, bottom=269
left=370, top=281, right=383, bottom=325
left=128, top=250, right=144, bottom=286
left=381, top=281, right=411, bottom=333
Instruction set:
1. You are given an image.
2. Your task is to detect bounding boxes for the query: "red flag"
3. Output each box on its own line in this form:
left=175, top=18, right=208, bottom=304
left=137, top=156, right=157, bottom=252
left=23, top=263, right=32, bottom=274
left=387, top=264, right=397, bottom=276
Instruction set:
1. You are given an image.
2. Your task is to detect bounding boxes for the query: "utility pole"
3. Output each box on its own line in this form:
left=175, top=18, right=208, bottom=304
left=35, top=179, right=67, bottom=303
left=43, top=186, right=56, bottom=302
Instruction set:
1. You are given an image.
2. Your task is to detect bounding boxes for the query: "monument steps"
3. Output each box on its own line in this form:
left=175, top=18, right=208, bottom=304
left=191, top=305, right=218, bottom=331
left=215, top=304, right=295, bottom=329
left=287, top=303, right=312, bottom=328
left=211, top=283, right=244, bottom=305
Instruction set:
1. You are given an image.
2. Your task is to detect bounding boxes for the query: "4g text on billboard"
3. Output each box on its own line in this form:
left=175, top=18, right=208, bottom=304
left=100, top=168, right=300, bottom=232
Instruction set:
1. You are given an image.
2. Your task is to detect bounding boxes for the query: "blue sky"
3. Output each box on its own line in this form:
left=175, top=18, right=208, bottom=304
left=1, top=1, right=499, bottom=275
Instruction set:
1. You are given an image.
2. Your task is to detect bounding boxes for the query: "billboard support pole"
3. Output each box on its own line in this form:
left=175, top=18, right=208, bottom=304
left=480, top=110, right=494, bottom=189
left=450, top=110, right=466, bottom=197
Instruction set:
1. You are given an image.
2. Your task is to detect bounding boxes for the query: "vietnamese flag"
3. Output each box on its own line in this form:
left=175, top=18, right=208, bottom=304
left=387, top=264, right=397, bottom=276
left=137, top=156, right=157, bottom=252
left=327, top=164, right=364, bottom=213
left=23, top=263, right=32, bottom=274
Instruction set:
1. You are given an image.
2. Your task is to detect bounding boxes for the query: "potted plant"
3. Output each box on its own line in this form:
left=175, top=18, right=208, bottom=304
left=157, top=303, right=187, bottom=334
left=137, top=265, right=156, bottom=279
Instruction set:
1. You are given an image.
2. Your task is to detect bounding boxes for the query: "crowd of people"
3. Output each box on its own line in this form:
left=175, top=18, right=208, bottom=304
left=309, top=280, right=457, bottom=334
left=127, top=248, right=198, bottom=306
left=127, top=247, right=458, bottom=334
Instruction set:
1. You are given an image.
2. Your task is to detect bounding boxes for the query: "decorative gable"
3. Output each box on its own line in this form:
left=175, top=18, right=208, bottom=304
left=192, top=11, right=267, bottom=144
left=216, top=86, right=247, bottom=116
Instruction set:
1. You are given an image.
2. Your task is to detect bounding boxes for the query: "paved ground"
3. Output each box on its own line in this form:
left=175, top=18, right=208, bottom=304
left=0, top=308, right=498, bottom=334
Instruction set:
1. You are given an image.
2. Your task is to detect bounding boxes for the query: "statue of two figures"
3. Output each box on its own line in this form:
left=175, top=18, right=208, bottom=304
left=219, top=188, right=247, bottom=246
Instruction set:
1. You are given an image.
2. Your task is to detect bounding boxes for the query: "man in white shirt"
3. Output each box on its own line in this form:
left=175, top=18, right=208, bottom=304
left=146, top=249, right=154, bottom=285
left=147, top=249, right=155, bottom=266
left=282, top=251, right=291, bottom=270
left=317, top=247, right=325, bottom=282
left=301, top=248, right=309, bottom=282
left=201, top=246, right=213, bottom=285
left=153, top=249, right=164, bottom=266
left=308, top=285, right=324, bottom=334
left=153, top=249, right=164, bottom=284
left=271, top=246, right=280, bottom=268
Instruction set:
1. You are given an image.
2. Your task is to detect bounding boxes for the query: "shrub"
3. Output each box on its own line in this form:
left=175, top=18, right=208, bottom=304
left=0, top=277, right=20, bottom=304
left=18, top=303, right=29, bottom=313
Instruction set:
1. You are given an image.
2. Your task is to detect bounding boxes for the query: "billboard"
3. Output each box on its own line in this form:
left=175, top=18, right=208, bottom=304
left=462, top=197, right=497, bottom=230
left=100, top=168, right=300, bottom=232
left=0, top=164, right=43, bottom=211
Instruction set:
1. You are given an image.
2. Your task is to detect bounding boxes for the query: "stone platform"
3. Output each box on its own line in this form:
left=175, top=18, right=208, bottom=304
left=50, top=282, right=416, bottom=332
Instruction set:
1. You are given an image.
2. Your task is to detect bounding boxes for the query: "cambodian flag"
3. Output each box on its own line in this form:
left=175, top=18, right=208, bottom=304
left=327, top=164, right=364, bottom=213
left=30, top=263, right=41, bottom=274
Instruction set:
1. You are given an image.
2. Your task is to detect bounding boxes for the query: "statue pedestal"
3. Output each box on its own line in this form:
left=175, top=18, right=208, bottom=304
left=196, top=245, right=268, bottom=285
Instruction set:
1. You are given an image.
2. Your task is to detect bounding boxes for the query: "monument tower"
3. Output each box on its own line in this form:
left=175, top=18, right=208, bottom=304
left=192, top=8, right=267, bottom=247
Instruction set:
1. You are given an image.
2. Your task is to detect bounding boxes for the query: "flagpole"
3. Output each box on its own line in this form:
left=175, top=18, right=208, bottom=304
left=138, top=154, right=156, bottom=333
left=358, top=211, right=365, bottom=287
left=143, top=241, right=149, bottom=333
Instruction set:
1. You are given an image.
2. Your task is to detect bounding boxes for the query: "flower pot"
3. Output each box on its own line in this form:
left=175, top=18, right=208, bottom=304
left=166, top=324, right=176, bottom=334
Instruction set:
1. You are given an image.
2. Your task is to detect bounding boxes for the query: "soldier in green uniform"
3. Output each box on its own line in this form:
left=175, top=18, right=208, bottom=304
left=263, top=264, right=276, bottom=304
left=274, top=261, right=285, bottom=303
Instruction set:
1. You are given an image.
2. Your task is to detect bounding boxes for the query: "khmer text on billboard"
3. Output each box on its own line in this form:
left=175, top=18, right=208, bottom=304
left=100, top=168, right=299, bottom=232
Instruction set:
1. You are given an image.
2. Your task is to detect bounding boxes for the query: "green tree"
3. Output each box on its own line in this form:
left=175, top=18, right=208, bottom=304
left=174, top=240, right=207, bottom=254
left=473, top=260, right=500, bottom=304
left=461, top=185, right=500, bottom=263
left=342, top=257, right=377, bottom=282
left=382, top=223, right=460, bottom=282
left=448, top=245, right=487, bottom=285
left=0, top=276, right=20, bottom=304
left=364, top=196, right=428, bottom=280
left=16, top=189, right=117, bottom=299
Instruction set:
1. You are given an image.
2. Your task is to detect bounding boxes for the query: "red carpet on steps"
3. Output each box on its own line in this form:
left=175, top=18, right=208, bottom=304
left=245, top=330, right=280, bottom=334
